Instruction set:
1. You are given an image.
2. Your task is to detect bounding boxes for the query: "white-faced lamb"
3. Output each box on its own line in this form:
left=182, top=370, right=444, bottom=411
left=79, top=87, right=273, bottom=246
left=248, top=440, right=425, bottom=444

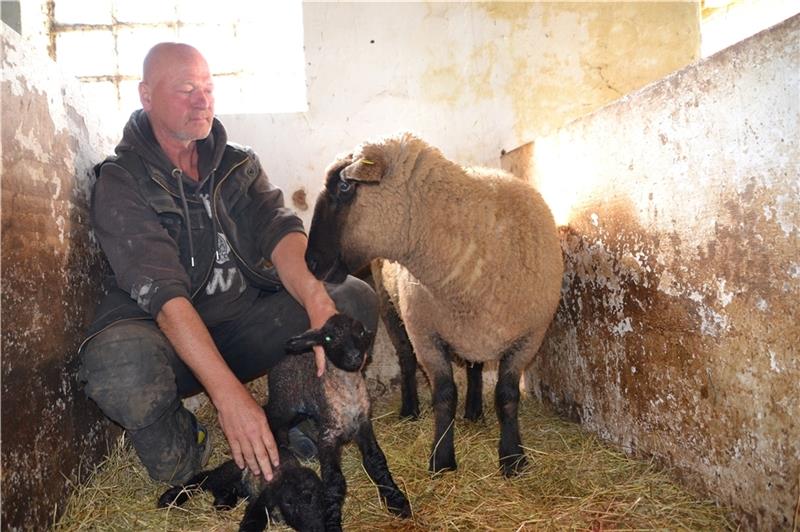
left=306, top=133, right=564, bottom=477
left=158, top=447, right=325, bottom=532
left=269, top=313, right=411, bottom=530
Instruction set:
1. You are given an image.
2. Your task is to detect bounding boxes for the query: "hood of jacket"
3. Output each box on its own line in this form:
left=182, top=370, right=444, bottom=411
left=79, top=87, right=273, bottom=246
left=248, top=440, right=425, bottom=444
left=116, top=109, right=228, bottom=189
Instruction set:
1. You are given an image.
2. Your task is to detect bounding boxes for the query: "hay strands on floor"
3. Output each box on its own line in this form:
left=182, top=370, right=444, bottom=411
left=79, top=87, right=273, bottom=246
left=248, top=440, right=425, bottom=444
left=54, top=393, right=735, bottom=531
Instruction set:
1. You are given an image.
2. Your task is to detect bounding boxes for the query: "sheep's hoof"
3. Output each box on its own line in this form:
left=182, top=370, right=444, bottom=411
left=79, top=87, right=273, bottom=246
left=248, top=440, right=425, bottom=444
left=386, top=493, right=412, bottom=518
left=463, top=406, right=483, bottom=422
left=399, top=402, right=420, bottom=420
left=500, top=453, right=528, bottom=477
left=429, top=454, right=457, bottom=475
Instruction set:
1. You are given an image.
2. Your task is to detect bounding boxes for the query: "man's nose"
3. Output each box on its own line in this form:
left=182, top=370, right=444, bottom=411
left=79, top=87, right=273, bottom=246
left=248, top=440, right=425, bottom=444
left=192, top=90, right=212, bottom=108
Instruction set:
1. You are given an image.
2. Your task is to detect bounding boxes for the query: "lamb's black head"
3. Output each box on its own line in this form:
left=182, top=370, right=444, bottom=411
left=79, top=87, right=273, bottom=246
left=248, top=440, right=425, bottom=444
left=272, top=466, right=325, bottom=532
left=285, top=313, right=374, bottom=372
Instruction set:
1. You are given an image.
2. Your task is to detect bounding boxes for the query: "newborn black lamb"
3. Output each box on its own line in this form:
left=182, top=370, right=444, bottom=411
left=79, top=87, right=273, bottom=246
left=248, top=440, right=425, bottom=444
left=269, top=313, right=411, bottom=531
left=158, top=447, right=324, bottom=532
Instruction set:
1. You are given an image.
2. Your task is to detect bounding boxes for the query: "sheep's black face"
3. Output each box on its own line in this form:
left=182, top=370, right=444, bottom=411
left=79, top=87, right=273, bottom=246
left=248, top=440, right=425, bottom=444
left=275, top=467, right=325, bottom=532
left=322, top=314, right=374, bottom=372
left=306, top=159, right=358, bottom=283
left=285, top=314, right=374, bottom=372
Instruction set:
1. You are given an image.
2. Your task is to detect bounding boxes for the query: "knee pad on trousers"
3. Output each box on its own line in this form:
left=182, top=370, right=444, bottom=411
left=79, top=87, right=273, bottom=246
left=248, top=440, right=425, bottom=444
left=79, top=322, right=179, bottom=431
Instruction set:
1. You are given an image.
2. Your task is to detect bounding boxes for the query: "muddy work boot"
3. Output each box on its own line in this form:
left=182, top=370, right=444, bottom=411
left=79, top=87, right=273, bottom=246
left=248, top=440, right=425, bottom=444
left=193, top=418, right=213, bottom=469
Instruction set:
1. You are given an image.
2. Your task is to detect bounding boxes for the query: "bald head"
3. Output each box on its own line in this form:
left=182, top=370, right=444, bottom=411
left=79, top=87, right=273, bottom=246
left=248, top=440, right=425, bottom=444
left=138, top=42, right=215, bottom=146
left=142, top=42, right=208, bottom=85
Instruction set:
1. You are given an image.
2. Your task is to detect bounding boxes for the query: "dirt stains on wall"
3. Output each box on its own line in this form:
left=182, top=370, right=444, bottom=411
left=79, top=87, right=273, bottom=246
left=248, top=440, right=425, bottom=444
left=491, top=3, right=699, bottom=142
left=1, top=28, right=119, bottom=530
left=503, top=15, right=799, bottom=529
left=416, top=3, right=699, bottom=149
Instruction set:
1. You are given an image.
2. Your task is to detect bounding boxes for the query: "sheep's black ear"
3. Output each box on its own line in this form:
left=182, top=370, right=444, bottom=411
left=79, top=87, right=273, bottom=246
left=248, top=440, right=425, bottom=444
left=341, top=154, right=384, bottom=183
left=285, top=330, right=324, bottom=354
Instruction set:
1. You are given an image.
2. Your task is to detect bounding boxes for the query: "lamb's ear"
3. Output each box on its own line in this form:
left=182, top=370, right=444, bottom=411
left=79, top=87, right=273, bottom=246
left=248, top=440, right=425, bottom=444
left=341, top=155, right=384, bottom=183
left=285, top=330, right=324, bottom=354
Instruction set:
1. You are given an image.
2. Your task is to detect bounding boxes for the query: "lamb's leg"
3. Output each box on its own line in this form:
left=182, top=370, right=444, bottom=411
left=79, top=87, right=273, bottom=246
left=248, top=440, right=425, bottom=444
left=157, top=460, right=242, bottom=509
left=318, top=442, right=346, bottom=532
left=354, top=421, right=412, bottom=517
left=463, top=362, right=484, bottom=421
left=239, top=488, right=272, bottom=532
left=429, top=370, right=458, bottom=473
left=495, top=354, right=527, bottom=477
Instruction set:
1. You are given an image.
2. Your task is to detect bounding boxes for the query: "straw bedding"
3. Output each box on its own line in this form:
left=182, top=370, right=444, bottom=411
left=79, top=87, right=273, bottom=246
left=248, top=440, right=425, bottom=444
left=54, top=380, right=733, bottom=531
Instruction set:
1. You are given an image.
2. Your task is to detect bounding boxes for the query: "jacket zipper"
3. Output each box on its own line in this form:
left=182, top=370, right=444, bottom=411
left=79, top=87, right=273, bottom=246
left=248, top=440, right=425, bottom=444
left=150, top=157, right=249, bottom=299
left=79, top=155, right=259, bottom=354
left=212, top=158, right=281, bottom=287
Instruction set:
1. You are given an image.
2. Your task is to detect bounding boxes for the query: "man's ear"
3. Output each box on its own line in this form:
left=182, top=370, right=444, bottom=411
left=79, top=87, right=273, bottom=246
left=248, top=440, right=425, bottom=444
left=285, top=330, right=324, bottom=354
left=139, top=82, right=152, bottom=112
left=341, top=155, right=384, bottom=183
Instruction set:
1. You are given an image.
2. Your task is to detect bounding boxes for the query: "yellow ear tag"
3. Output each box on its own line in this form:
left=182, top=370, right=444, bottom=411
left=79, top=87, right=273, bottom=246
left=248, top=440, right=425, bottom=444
left=360, top=159, right=375, bottom=165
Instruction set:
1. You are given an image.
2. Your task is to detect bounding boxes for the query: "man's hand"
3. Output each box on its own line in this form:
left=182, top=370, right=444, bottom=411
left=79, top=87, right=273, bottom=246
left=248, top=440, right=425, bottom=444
left=214, top=382, right=279, bottom=480
left=156, top=297, right=281, bottom=477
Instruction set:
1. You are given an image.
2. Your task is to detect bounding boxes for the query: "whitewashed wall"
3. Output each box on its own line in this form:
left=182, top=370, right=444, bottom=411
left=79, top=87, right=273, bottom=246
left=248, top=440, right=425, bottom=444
left=221, top=2, right=699, bottom=226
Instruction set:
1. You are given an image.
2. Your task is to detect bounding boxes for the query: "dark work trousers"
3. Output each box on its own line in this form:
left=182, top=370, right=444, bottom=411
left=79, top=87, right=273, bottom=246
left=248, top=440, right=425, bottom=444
left=78, top=276, right=378, bottom=484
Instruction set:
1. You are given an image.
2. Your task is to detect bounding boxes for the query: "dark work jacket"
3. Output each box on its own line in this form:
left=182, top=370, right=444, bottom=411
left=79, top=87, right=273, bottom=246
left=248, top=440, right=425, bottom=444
left=82, top=110, right=305, bottom=347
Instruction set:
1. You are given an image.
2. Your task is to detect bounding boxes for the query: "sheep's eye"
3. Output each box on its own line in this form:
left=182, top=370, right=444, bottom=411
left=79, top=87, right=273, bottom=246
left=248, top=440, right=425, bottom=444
left=337, top=179, right=353, bottom=193
left=324, top=335, right=332, bottom=343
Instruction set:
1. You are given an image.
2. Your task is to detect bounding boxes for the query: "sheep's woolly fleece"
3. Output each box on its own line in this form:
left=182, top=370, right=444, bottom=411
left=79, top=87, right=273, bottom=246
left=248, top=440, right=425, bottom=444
left=338, top=132, right=563, bottom=374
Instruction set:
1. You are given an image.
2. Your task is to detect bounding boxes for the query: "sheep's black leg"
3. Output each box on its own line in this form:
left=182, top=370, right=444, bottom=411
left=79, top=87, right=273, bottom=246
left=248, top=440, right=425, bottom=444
left=157, top=460, right=242, bottom=509
left=380, top=298, right=419, bottom=419
left=495, top=354, right=527, bottom=477
left=318, top=443, right=346, bottom=532
left=354, top=421, right=411, bottom=517
left=464, top=362, right=484, bottom=421
left=239, top=488, right=272, bottom=532
left=429, top=372, right=457, bottom=473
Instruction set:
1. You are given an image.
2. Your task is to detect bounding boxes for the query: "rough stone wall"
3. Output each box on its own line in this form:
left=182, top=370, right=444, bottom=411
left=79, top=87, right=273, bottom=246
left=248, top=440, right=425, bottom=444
left=503, top=15, right=799, bottom=529
left=1, top=25, right=119, bottom=529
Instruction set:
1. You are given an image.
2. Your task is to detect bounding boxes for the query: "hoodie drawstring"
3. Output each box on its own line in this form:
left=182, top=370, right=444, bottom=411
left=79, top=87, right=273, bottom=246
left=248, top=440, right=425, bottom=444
left=209, top=171, right=218, bottom=262
left=172, top=168, right=196, bottom=269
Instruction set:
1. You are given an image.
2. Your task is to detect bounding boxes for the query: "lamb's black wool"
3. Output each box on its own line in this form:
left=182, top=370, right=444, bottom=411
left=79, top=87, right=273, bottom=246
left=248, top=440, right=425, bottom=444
left=270, top=313, right=411, bottom=531
left=158, top=313, right=410, bottom=531
left=158, top=448, right=325, bottom=532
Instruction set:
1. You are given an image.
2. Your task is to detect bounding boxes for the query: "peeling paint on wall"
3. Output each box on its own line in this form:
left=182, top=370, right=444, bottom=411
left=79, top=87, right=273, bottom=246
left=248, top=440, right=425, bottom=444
left=504, top=14, right=800, bottom=530
left=1, top=26, right=120, bottom=530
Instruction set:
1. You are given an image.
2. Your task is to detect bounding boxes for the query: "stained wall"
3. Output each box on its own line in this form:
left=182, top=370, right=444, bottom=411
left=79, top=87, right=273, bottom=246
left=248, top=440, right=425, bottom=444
left=503, top=15, right=799, bottom=529
left=223, top=2, right=700, bottom=227
left=1, top=25, right=120, bottom=530
left=0, top=3, right=706, bottom=527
